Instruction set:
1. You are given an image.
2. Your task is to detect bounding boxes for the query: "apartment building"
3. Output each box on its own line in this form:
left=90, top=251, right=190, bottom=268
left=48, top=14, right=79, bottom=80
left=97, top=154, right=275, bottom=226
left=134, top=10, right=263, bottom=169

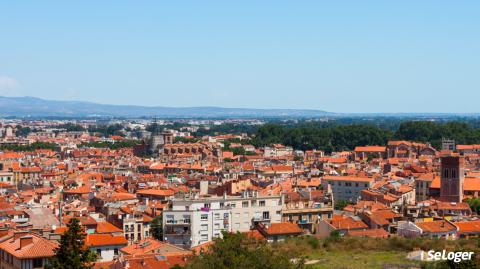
left=281, top=190, right=333, bottom=233
left=163, top=191, right=282, bottom=248
left=322, top=175, right=374, bottom=202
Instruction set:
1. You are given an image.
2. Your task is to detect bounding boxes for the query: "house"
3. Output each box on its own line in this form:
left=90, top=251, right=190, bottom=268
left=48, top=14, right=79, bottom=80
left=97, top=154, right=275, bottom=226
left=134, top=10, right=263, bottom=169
left=454, top=220, right=480, bottom=238
left=256, top=222, right=303, bottom=242
left=85, top=234, right=128, bottom=262
left=397, top=220, right=457, bottom=239
left=0, top=231, right=58, bottom=269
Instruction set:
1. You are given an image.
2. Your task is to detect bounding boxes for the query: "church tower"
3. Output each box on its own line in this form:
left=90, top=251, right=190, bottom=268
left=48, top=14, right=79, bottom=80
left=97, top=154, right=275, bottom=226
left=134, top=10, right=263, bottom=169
left=440, top=155, right=464, bottom=203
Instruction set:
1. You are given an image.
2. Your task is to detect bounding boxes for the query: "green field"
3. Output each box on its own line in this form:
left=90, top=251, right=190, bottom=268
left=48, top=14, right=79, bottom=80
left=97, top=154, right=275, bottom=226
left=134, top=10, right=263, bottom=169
left=306, top=250, right=420, bottom=269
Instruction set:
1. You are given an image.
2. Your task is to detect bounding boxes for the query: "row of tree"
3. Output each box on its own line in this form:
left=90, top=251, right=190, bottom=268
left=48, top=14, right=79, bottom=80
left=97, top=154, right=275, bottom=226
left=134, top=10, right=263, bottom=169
left=249, top=121, right=480, bottom=153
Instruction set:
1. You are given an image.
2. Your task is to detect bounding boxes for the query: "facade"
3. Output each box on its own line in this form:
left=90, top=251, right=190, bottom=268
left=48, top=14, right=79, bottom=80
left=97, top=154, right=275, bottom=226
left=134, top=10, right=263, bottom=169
left=322, top=175, right=374, bottom=202
left=0, top=172, right=13, bottom=183
left=281, top=190, right=333, bottom=233
left=163, top=191, right=283, bottom=248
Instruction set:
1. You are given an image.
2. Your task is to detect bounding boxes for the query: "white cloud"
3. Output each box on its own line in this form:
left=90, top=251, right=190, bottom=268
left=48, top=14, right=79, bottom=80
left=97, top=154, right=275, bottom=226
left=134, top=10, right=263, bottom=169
left=0, top=75, right=21, bottom=96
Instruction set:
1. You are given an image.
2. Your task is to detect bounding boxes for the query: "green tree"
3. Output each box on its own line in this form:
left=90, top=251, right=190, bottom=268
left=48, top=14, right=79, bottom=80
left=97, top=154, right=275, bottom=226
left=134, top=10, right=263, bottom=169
left=182, top=232, right=306, bottom=269
left=150, top=215, right=163, bottom=241
left=47, top=218, right=97, bottom=269
left=334, top=200, right=351, bottom=210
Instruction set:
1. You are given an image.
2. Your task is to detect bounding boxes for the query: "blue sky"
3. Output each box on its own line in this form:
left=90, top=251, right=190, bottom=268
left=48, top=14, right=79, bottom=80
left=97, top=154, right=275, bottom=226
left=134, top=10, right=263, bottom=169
left=0, top=1, right=479, bottom=113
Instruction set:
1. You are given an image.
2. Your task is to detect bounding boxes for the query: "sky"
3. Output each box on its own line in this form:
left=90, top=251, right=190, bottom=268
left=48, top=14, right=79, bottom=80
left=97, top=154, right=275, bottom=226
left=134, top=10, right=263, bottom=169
left=0, top=1, right=479, bottom=113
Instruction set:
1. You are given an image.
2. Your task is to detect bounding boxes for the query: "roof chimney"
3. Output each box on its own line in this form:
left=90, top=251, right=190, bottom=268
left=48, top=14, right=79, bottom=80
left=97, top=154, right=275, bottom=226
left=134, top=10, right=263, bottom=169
left=0, top=227, right=9, bottom=238
left=20, top=236, right=33, bottom=249
left=13, top=231, right=29, bottom=240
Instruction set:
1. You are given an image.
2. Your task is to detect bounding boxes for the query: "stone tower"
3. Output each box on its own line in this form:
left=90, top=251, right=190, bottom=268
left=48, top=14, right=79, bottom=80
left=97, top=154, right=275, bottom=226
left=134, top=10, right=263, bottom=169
left=440, top=155, right=464, bottom=203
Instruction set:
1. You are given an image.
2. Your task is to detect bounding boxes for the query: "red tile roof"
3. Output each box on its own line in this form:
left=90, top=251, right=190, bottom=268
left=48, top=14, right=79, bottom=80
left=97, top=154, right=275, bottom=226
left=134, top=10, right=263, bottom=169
left=0, top=233, right=58, bottom=259
left=85, top=234, right=128, bottom=247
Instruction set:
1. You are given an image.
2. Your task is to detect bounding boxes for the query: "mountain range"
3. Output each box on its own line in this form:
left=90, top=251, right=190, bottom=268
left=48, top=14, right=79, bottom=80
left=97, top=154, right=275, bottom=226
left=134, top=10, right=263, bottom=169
left=0, top=96, right=331, bottom=118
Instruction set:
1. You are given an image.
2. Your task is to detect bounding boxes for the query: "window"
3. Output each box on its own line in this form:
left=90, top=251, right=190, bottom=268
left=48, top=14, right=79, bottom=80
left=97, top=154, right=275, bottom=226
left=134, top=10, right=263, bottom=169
left=259, top=200, right=266, bottom=207
left=125, top=234, right=129, bottom=240
left=355, top=183, right=359, bottom=187
left=235, top=213, right=240, bottom=218
left=262, top=211, right=270, bottom=220
left=364, top=183, right=368, bottom=187
left=230, top=203, right=236, bottom=208
left=220, top=202, right=225, bottom=208
left=201, top=224, right=208, bottom=231
left=33, top=258, right=43, bottom=268
left=242, top=201, right=249, bottom=208
left=201, top=214, right=208, bottom=220
left=203, top=203, right=211, bottom=208
left=214, top=213, right=220, bottom=220
left=114, top=248, right=118, bottom=255
left=96, top=249, right=101, bottom=256
left=200, top=234, right=208, bottom=241
left=251, top=200, right=257, bottom=207
left=224, top=213, right=229, bottom=219
left=444, top=168, right=449, bottom=178
left=214, top=223, right=220, bottom=229
left=235, top=223, right=240, bottom=229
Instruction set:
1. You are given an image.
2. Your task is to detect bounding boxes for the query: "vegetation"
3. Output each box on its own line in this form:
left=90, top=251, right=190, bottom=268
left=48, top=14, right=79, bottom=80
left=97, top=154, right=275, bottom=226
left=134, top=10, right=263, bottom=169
left=466, top=197, right=480, bottom=214
left=273, top=235, right=479, bottom=269
left=251, top=123, right=392, bottom=153
left=14, top=125, right=32, bottom=137
left=175, top=233, right=480, bottom=269
left=47, top=218, right=97, bottom=269
left=243, top=120, right=480, bottom=153
left=55, top=123, right=86, bottom=132
left=0, top=142, right=57, bottom=151
left=174, top=136, right=199, bottom=143
left=334, top=200, right=351, bottom=210
left=180, top=232, right=306, bottom=269
left=150, top=215, right=163, bottom=241
left=79, top=140, right=140, bottom=149
left=87, top=123, right=124, bottom=137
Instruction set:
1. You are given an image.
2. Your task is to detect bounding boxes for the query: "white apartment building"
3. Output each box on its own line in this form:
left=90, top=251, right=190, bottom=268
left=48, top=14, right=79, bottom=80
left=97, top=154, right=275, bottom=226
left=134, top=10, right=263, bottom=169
left=163, top=191, right=283, bottom=248
left=322, top=175, right=374, bottom=202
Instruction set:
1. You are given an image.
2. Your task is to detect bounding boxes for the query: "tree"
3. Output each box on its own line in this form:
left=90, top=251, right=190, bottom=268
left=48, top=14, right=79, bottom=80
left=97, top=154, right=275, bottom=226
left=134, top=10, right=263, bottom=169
left=47, top=218, right=97, bottom=269
left=151, top=215, right=163, bottom=241
left=334, top=200, right=351, bottom=210
left=182, top=232, right=306, bottom=269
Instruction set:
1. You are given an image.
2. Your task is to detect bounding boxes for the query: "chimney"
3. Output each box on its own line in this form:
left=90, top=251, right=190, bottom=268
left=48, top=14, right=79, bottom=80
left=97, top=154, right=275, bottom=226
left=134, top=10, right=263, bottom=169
left=13, top=231, right=29, bottom=240
left=20, top=236, right=33, bottom=249
left=0, top=228, right=9, bottom=238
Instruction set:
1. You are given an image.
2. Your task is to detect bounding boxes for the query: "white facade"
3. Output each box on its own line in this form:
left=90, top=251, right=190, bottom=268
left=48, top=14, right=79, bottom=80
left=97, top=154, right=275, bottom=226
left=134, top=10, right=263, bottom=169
left=92, top=245, right=120, bottom=262
left=322, top=177, right=373, bottom=202
left=163, top=192, right=283, bottom=248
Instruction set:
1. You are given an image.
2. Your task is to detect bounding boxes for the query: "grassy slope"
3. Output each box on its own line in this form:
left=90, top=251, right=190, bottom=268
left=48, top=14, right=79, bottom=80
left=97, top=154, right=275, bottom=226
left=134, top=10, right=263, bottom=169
left=273, top=236, right=480, bottom=269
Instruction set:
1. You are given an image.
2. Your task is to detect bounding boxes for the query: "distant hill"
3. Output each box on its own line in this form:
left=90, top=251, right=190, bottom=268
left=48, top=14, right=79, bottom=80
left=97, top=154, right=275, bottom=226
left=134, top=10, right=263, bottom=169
left=0, top=96, right=331, bottom=118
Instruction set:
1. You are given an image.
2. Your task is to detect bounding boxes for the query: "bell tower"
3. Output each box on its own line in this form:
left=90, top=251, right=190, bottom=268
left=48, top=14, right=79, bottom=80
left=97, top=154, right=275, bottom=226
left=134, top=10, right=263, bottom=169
left=440, top=155, right=464, bottom=203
